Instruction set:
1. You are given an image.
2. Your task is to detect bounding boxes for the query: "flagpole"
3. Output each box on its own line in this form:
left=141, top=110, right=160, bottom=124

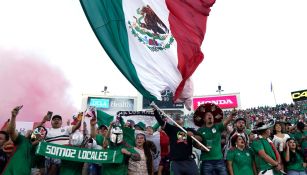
left=271, top=82, right=277, bottom=106
left=150, top=102, right=210, bottom=152
left=272, top=89, right=277, bottom=106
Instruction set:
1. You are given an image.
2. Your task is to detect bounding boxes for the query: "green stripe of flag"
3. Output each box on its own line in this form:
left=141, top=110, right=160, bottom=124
left=80, top=0, right=156, bottom=100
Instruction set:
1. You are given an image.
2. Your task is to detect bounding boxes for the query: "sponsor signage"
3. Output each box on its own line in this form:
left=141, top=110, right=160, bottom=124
left=291, top=89, right=307, bottom=102
left=87, top=97, right=135, bottom=115
left=193, top=95, right=238, bottom=110
left=88, top=98, right=110, bottom=109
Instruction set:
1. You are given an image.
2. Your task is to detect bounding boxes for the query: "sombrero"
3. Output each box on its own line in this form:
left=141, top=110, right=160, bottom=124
left=193, top=103, right=223, bottom=127
left=252, top=119, right=275, bottom=133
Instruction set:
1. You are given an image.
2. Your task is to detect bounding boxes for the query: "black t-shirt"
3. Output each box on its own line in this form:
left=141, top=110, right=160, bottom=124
left=154, top=110, right=196, bottom=161
left=0, top=149, right=8, bottom=173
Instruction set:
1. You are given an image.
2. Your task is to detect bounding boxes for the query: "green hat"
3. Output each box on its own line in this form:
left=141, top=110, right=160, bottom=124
left=96, top=110, right=114, bottom=128
left=245, top=129, right=251, bottom=135
left=135, top=122, right=146, bottom=130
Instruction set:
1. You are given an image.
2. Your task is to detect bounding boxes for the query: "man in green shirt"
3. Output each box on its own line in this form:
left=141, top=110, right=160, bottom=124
left=193, top=103, right=236, bottom=175
left=2, top=106, right=48, bottom=175
left=251, top=121, right=282, bottom=175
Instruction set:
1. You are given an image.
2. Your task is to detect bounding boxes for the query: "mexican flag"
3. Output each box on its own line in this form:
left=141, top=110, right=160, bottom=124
left=96, top=109, right=114, bottom=127
left=80, top=0, right=216, bottom=109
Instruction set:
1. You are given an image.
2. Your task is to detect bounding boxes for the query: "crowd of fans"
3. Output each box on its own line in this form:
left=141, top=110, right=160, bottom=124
left=0, top=100, right=306, bottom=175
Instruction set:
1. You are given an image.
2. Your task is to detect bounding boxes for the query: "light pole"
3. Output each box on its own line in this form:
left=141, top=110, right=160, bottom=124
left=101, top=86, right=109, bottom=96
left=216, top=84, right=224, bottom=95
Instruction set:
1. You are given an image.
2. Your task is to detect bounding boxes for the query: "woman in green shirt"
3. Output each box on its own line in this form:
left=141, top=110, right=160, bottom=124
left=283, top=138, right=306, bottom=175
left=226, top=134, right=256, bottom=175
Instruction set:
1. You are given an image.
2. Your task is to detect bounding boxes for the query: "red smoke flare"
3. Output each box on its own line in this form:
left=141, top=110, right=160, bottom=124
left=0, top=49, right=77, bottom=125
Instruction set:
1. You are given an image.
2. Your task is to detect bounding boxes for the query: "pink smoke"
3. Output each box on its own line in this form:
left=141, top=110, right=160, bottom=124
left=0, top=49, right=77, bottom=125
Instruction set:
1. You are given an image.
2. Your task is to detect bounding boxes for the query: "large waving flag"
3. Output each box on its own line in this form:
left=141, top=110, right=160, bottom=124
left=80, top=0, right=216, bottom=109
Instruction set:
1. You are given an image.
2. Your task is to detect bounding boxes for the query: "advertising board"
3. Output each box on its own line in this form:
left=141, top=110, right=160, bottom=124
left=193, top=95, right=238, bottom=110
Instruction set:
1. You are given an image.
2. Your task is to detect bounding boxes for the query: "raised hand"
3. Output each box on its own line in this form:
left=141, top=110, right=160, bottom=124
left=231, top=108, right=238, bottom=117
left=12, top=105, right=23, bottom=117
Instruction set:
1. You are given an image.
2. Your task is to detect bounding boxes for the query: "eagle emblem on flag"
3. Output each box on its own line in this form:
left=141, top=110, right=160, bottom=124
left=128, top=5, right=174, bottom=52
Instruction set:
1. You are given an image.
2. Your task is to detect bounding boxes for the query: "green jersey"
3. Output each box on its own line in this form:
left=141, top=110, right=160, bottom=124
left=226, top=148, right=254, bottom=175
left=197, top=123, right=225, bottom=160
left=283, top=151, right=305, bottom=171
left=2, top=134, right=36, bottom=175
left=251, top=138, right=276, bottom=172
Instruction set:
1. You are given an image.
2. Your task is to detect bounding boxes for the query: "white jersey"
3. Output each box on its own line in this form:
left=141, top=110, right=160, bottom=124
left=45, top=126, right=73, bottom=145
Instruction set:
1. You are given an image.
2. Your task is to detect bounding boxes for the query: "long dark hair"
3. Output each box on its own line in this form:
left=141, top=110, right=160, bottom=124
left=144, top=140, right=155, bottom=175
left=285, top=138, right=304, bottom=164
left=272, top=122, right=285, bottom=135
left=137, top=133, right=154, bottom=175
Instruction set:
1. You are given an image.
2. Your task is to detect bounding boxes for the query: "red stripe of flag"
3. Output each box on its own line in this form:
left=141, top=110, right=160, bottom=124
left=166, top=0, right=216, bottom=101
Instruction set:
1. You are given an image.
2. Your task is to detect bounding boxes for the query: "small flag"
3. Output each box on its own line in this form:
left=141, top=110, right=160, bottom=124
left=84, top=106, right=96, bottom=118
left=1, top=119, right=10, bottom=131
left=270, top=82, right=273, bottom=92
left=96, top=110, right=114, bottom=128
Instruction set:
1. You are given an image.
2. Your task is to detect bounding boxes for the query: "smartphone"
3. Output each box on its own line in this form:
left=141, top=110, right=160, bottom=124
left=16, top=105, right=23, bottom=110
left=47, top=111, right=53, bottom=121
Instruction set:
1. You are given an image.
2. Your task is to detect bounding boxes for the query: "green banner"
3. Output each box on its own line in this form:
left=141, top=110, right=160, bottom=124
left=36, top=142, right=123, bottom=164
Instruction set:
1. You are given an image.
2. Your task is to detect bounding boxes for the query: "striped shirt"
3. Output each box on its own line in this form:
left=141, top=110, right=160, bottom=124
left=45, top=126, right=73, bottom=145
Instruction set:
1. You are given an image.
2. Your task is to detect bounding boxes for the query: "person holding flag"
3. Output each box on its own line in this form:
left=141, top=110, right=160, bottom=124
left=152, top=106, right=199, bottom=175
left=88, top=109, right=114, bottom=174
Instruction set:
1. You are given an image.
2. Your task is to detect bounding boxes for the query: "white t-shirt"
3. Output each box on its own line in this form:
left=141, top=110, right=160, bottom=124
left=45, top=126, right=73, bottom=145
left=272, top=134, right=290, bottom=152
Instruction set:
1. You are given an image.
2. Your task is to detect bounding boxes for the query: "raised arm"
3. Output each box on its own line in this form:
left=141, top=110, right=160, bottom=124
left=153, top=109, right=166, bottom=127
left=90, top=117, right=97, bottom=139
left=33, top=114, right=49, bottom=128
left=102, top=121, right=115, bottom=149
left=8, top=106, right=22, bottom=142
left=72, top=112, right=82, bottom=133
left=223, top=109, right=237, bottom=127
left=284, top=142, right=290, bottom=162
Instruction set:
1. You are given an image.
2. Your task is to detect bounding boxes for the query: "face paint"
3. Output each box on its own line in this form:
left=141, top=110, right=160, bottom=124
left=31, top=126, right=47, bottom=142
